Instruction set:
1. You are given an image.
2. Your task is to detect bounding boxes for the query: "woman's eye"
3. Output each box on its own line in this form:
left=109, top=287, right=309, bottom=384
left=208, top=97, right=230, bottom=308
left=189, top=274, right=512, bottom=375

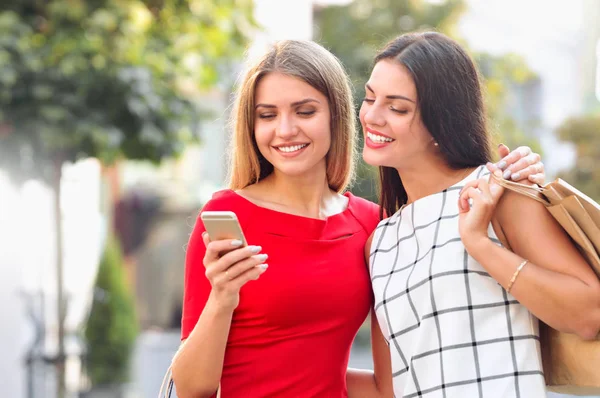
left=298, top=110, right=316, bottom=116
left=390, top=107, right=408, bottom=114
left=258, top=114, right=276, bottom=119
left=362, top=98, right=375, bottom=104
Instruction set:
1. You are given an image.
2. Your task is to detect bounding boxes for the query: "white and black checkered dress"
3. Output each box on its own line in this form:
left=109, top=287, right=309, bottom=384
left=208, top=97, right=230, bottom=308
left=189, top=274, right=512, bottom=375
left=370, top=166, right=546, bottom=398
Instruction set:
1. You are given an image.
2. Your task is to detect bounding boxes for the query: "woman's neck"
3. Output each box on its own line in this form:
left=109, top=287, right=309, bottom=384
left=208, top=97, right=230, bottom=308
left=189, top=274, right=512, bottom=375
left=398, top=156, right=475, bottom=205
left=242, top=166, right=343, bottom=219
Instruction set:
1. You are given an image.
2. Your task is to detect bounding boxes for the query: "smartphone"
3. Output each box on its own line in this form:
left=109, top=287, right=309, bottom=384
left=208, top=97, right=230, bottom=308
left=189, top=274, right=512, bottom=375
left=200, top=211, right=247, bottom=246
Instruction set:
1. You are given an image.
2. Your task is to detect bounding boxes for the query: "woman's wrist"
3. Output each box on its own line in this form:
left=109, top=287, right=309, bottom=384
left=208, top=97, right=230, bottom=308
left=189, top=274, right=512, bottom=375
left=206, top=292, right=236, bottom=317
left=462, top=235, right=495, bottom=260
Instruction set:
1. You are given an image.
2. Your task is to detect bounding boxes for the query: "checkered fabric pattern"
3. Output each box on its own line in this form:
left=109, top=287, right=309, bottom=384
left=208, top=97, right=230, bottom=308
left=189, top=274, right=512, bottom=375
left=370, top=166, right=546, bottom=398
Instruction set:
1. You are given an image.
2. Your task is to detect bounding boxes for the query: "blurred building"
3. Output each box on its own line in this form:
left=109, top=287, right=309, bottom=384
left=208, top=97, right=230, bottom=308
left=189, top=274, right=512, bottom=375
left=581, top=0, right=600, bottom=111
left=460, top=0, right=600, bottom=176
left=0, top=161, right=104, bottom=397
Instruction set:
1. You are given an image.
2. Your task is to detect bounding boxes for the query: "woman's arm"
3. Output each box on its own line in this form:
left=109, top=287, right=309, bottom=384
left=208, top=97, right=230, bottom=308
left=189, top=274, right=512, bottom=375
left=347, top=233, right=394, bottom=398
left=173, top=301, right=233, bottom=398
left=459, top=173, right=600, bottom=340
left=172, top=228, right=268, bottom=398
left=347, top=311, right=394, bottom=398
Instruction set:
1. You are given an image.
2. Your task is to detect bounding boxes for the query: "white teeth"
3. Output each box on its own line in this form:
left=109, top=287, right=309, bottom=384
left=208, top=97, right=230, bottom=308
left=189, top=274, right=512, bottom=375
left=367, top=132, right=394, bottom=143
left=278, top=144, right=308, bottom=153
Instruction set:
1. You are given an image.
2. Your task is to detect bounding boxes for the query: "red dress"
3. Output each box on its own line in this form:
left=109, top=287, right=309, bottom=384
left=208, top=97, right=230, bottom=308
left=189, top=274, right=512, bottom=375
left=181, top=190, right=379, bottom=397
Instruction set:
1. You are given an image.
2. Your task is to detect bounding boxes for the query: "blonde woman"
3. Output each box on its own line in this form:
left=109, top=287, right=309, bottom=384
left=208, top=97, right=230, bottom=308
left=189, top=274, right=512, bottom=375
left=171, top=40, right=544, bottom=398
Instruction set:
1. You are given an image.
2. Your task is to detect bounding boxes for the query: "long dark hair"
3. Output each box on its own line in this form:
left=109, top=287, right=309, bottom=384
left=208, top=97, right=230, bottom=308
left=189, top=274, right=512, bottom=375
left=374, top=32, right=492, bottom=219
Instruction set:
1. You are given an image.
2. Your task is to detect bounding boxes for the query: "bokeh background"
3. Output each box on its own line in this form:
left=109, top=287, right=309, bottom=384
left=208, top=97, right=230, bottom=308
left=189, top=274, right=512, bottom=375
left=1, top=0, right=599, bottom=397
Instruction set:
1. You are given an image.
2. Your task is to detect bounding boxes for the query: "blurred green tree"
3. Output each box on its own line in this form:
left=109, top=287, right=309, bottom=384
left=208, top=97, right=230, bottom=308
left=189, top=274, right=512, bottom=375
left=555, top=114, right=600, bottom=201
left=84, top=235, right=137, bottom=390
left=314, top=0, right=541, bottom=203
left=0, top=0, right=255, bottom=179
left=0, top=1, right=254, bottom=396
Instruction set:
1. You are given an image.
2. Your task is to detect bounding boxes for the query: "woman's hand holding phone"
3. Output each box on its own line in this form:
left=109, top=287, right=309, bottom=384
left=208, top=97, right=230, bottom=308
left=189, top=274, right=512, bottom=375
left=202, top=233, right=268, bottom=312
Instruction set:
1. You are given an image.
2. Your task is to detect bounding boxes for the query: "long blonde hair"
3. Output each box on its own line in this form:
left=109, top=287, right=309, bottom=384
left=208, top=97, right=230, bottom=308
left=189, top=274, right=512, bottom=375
left=227, top=40, right=356, bottom=193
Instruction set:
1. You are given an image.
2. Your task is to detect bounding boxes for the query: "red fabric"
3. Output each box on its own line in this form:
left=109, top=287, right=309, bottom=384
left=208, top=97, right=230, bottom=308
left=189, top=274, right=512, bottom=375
left=181, top=190, right=380, bottom=397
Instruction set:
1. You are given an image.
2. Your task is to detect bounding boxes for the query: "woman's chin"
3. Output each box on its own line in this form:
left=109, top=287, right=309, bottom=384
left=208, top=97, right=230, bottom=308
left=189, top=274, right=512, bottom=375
left=271, top=162, right=321, bottom=179
left=362, top=148, right=394, bottom=168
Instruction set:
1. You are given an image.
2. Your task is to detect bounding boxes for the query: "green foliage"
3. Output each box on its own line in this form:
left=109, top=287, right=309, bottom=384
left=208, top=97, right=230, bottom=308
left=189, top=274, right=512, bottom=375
left=555, top=114, right=600, bottom=201
left=0, top=0, right=254, bottom=182
left=84, top=235, right=138, bottom=386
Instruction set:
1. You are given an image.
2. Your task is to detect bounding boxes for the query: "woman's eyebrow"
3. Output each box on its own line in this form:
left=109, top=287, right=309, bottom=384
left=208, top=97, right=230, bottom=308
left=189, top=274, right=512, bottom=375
left=365, top=84, right=415, bottom=103
left=255, top=98, right=320, bottom=109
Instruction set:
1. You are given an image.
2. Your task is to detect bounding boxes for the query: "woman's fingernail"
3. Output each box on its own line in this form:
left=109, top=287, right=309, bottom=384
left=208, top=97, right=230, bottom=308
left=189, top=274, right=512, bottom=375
left=497, top=160, right=507, bottom=170
left=503, top=169, right=512, bottom=179
left=255, top=254, right=268, bottom=262
left=248, top=245, right=262, bottom=253
left=511, top=172, right=521, bottom=181
left=231, top=239, right=243, bottom=246
left=498, top=143, right=504, bottom=148
left=259, top=263, right=269, bottom=270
